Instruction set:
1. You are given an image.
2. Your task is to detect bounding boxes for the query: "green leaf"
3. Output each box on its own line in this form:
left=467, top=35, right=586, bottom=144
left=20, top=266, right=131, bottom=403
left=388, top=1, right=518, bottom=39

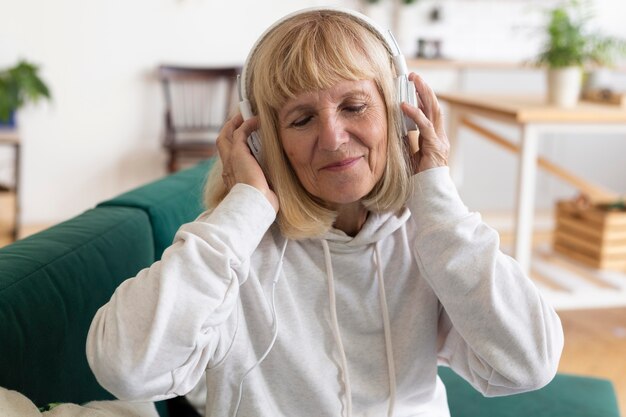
left=0, top=59, right=51, bottom=120
left=537, top=0, right=626, bottom=68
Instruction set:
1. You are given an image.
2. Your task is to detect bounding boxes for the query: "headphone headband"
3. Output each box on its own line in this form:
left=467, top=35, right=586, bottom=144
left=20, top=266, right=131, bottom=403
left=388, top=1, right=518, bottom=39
left=239, top=6, right=406, bottom=103
left=237, top=6, right=418, bottom=163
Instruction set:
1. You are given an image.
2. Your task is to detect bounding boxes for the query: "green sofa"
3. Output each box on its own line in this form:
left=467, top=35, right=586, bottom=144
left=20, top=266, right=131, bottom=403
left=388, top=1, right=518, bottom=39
left=0, top=159, right=620, bottom=417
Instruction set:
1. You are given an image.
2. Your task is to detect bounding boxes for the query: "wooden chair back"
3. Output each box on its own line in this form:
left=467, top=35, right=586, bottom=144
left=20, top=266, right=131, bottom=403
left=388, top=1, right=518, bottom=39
left=159, top=65, right=240, bottom=172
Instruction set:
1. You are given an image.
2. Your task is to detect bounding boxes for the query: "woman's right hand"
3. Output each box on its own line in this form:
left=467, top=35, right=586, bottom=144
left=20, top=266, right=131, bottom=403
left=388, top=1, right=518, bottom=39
left=216, top=113, right=279, bottom=213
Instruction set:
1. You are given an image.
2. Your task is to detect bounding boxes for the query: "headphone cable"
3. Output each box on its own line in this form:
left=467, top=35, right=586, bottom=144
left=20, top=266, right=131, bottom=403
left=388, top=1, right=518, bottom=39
left=232, top=239, right=288, bottom=417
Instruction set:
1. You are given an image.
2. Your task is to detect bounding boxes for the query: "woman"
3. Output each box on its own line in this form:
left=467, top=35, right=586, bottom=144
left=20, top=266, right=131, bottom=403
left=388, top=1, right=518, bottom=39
left=87, top=8, right=563, bottom=417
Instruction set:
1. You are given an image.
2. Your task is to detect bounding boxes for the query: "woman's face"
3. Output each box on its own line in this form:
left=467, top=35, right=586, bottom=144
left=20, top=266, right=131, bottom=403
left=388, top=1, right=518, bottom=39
left=278, top=79, right=388, bottom=208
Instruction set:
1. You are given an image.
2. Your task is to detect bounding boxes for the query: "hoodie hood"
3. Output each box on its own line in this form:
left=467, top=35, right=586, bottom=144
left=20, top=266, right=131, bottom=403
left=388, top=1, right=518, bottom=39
left=320, top=207, right=411, bottom=250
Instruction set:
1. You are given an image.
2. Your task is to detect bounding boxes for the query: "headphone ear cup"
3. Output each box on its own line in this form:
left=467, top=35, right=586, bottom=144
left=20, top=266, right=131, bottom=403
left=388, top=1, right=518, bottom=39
left=396, top=76, right=419, bottom=136
left=239, top=100, right=263, bottom=162
left=247, top=131, right=263, bottom=161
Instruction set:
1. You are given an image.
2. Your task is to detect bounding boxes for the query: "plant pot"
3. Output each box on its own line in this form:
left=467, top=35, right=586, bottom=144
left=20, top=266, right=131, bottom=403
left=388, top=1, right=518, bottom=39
left=547, top=66, right=583, bottom=107
left=0, top=111, right=16, bottom=129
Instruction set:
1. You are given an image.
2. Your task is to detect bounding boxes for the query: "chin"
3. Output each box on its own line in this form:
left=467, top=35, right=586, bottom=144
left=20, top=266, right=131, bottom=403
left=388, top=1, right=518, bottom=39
left=321, top=190, right=371, bottom=207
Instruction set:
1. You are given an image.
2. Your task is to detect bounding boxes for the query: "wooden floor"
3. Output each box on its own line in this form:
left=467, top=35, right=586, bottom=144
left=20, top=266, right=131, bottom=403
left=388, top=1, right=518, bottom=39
left=0, top=201, right=624, bottom=413
left=558, top=307, right=626, bottom=413
left=0, top=193, right=47, bottom=246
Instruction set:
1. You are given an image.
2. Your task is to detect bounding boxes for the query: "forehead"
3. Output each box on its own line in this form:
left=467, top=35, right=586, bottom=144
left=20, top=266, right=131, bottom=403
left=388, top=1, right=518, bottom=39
left=253, top=14, right=391, bottom=112
left=287, top=79, right=379, bottom=103
left=278, top=79, right=381, bottom=116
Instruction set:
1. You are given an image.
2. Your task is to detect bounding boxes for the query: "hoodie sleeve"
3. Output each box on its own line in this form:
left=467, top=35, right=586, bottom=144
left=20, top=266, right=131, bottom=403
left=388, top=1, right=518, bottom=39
left=86, top=183, right=276, bottom=401
left=407, top=167, right=564, bottom=397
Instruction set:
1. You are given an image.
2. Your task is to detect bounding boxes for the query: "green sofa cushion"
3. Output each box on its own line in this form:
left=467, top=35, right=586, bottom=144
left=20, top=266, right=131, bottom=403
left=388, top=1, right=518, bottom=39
left=439, top=367, right=620, bottom=417
left=0, top=206, right=154, bottom=407
left=98, top=159, right=214, bottom=260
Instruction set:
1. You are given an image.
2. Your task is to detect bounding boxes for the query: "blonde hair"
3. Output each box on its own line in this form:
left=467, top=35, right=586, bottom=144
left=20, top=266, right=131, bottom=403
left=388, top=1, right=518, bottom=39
left=204, top=9, right=413, bottom=239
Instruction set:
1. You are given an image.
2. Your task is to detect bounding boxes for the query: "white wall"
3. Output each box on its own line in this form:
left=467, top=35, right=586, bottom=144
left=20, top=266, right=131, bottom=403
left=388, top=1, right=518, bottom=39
left=1, top=0, right=625, bottom=225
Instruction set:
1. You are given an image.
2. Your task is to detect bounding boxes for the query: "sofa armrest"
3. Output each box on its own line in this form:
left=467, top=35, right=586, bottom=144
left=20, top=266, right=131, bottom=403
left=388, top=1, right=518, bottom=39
left=0, top=206, right=154, bottom=407
left=439, top=366, right=620, bottom=417
left=98, top=159, right=215, bottom=260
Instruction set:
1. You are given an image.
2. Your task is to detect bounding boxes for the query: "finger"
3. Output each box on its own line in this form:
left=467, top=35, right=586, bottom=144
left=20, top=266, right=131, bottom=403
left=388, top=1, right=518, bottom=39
left=400, top=102, right=437, bottom=137
left=223, top=113, right=244, bottom=138
left=408, top=72, right=448, bottom=134
left=408, top=73, right=439, bottom=120
left=401, top=101, right=448, bottom=162
left=231, top=115, right=259, bottom=148
left=406, top=130, right=420, bottom=155
left=217, top=113, right=242, bottom=148
left=216, top=119, right=240, bottom=167
left=408, top=72, right=436, bottom=99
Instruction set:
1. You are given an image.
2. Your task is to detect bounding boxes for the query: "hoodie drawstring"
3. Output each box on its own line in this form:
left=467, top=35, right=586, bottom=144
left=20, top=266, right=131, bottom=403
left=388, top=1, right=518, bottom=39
left=374, top=241, right=397, bottom=417
left=322, top=239, right=353, bottom=417
left=321, top=240, right=397, bottom=417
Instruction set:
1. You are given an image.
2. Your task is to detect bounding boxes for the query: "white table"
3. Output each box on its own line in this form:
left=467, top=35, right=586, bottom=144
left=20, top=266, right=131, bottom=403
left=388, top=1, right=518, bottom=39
left=437, top=93, right=626, bottom=274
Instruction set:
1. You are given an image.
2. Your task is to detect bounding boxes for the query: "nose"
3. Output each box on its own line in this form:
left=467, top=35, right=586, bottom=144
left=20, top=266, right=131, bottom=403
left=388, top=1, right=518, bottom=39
left=318, top=112, right=349, bottom=151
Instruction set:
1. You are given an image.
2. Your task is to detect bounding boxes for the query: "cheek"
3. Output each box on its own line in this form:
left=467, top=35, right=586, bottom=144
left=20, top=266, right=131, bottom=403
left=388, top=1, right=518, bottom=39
left=282, top=137, right=305, bottom=165
left=279, top=130, right=295, bottom=159
left=364, top=105, right=388, bottom=139
left=280, top=135, right=316, bottom=181
left=372, top=138, right=388, bottom=175
left=283, top=146, right=296, bottom=161
left=366, top=112, right=389, bottom=159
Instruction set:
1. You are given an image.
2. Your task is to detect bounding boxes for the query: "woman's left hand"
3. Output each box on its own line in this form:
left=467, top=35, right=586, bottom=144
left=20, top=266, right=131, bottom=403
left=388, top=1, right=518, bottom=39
left=401, top=72, right=450, bottom=174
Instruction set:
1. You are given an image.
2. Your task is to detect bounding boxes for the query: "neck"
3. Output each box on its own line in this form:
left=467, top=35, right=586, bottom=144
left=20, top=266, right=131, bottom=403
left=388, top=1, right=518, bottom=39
left=333, top=202, right=368, bottom=237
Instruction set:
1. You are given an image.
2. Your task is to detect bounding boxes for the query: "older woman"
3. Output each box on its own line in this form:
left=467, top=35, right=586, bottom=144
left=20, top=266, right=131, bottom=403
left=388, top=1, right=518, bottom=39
left=87, top=7, right=563, bottom=417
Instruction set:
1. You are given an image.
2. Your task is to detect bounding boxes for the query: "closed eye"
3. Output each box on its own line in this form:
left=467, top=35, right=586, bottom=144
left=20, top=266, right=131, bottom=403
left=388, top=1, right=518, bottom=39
left=343, top=104, right=366, bottom=114
left=291, top=115, right=313, bottom=128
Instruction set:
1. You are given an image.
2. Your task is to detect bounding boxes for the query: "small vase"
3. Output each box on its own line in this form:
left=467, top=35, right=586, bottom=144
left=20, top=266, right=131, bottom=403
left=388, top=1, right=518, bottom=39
left=547, top=66, right=583, bottom=108
left=0, top=111, right=17, bottom=129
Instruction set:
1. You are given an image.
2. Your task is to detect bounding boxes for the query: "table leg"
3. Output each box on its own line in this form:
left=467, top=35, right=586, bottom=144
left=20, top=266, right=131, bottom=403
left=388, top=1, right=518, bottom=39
left=13, top=142, right=21, bottom=241
left=514, top=124, right=538, bottom=274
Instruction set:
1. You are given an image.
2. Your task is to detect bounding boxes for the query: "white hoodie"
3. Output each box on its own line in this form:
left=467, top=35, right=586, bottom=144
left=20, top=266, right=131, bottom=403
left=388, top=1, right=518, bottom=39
left=86, top=167, right=563, bottom=417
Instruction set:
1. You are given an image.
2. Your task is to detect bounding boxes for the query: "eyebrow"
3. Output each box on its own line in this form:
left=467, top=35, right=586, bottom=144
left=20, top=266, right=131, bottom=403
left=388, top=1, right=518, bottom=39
left=280, top=104, right=314, bottom=123
left=280, top=89, right=372, bottom=122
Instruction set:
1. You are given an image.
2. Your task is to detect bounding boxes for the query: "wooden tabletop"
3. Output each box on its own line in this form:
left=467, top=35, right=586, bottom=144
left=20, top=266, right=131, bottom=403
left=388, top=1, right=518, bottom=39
left=408, top=58, right=626, bottom=72
left=436, top=92, right=626, bottom=124
left=0, top=129, right=19, bottom=144
left=407, top=58, right=530, bottom=70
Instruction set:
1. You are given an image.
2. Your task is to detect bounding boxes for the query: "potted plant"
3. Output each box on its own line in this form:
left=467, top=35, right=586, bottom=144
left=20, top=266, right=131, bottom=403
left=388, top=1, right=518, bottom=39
left=0, top=60, right=51, bottom=128
left=537, top=0, right=626, bottom=107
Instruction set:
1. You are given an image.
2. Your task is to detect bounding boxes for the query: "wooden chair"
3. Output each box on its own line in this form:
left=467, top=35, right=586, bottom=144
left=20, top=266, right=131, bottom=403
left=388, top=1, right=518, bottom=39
left=158, top=65, right=240, bottom=173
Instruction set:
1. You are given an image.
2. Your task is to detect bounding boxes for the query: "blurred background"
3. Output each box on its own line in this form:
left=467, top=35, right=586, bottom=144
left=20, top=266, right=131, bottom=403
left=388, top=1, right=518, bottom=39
left=1, top=0, right=626, bottom=412
left=0, top=0, right=624, bottom=229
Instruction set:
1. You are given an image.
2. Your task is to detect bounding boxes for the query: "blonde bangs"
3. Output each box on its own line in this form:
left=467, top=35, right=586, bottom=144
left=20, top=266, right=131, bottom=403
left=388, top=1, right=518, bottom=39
left=250, top=11, right=392, bottom=112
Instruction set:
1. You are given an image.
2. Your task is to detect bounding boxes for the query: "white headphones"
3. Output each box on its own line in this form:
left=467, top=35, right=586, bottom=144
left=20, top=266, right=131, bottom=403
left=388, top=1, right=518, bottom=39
left=237, top=6, right=419, bottom=163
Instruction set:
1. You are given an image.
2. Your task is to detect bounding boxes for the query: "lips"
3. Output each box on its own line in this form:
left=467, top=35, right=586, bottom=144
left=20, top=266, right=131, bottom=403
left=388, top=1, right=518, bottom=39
left=321, top=156, right=362, bottom=171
